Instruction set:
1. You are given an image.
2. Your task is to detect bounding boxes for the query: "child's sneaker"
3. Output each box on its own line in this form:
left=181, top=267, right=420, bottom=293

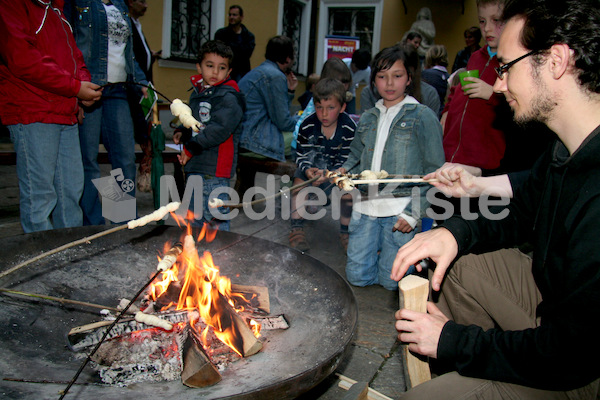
left=289, top=228, right=310, bottom=252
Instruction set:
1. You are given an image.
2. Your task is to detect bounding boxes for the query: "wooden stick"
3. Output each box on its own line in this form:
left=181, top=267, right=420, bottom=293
left=0, top=202, right=180, bottom=281
left=211, top=176, right=320, bottom=209
left=398, top=275, right=431, bottom=389
left=0, top=288, right=129, bottom=314
left=351, top=178, right=438, bottom=185
left=336, top=374, right=394, bottom=400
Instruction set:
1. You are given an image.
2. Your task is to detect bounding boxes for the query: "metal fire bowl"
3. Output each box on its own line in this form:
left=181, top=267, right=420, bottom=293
left=0, top=225, right=358, bottom=400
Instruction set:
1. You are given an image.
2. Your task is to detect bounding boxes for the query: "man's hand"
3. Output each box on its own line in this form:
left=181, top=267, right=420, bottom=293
left=393, top=216, right=414, bottom=233
left=286, top=71, right=298, bottom=92
left=424, top=162, right=482, bottom=198
left=391, top=228, right=458, bottom=291
left=395, top=302, right=449, bottom=358
left=462, top=77, right=494, bottom=100
left=77, top=81, right=102, bottom=107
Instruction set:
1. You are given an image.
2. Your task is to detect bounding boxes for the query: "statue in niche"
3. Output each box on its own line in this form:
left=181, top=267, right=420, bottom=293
left=406, top=7, right=436, bottom=58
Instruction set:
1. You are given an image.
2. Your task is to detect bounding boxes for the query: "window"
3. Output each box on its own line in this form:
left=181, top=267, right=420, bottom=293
left=328, top=7, right=374, bottom=54
left=316, top=1, right=382, bottom=68
left=278, top=0, right=312, bottom=75
left=160, top=0, right=225, bottom=68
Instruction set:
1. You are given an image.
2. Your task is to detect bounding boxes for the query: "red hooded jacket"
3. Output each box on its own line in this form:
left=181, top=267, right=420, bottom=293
left=442, top=47, right=506, bottom=170
left=0, top=0, right=90, bottom=126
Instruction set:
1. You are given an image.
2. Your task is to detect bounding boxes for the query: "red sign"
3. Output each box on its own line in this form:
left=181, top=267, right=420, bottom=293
left=325, top=36, right=360, bottom=60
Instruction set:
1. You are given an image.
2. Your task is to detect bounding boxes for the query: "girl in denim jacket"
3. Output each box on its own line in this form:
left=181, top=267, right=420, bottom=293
left=339, top=45, right=445, bottom=290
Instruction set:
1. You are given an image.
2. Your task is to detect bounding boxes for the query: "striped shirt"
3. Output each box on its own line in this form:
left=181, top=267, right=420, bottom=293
left=295, top=112, right=356, bottom=172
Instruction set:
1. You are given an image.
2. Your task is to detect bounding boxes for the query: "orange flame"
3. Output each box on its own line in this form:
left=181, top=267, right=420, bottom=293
left=149, top=221, right=261, bottom=357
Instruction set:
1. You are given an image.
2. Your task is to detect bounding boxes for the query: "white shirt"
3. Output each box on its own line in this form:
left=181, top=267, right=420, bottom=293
left=104, top=3, right=128, bottom=83
left=353, top=95, right=420, bottom=228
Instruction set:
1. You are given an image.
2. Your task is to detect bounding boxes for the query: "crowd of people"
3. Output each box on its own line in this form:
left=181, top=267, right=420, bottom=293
left=2, top=0, right=600, bottom=397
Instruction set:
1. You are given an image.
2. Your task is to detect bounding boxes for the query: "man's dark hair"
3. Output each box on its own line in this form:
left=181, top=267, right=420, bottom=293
left=230, top=5, right=243, bottom=17
left=321, top=57, right=352, bottom=85
left=198, top=40, right=234, bottom=65
left=313, top=78, right=346, bottom=106
left=502, top=0, right=600, bottom=94
left=405, top=32, right=422, bottom=41
left=265, top=36, right=294, bottom=64
left=352, top=48, right=372, bottom=71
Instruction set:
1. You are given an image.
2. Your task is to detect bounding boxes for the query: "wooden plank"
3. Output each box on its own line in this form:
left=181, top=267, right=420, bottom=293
left=337, top=374, right=394, bottom=400
left=231, top=283, right=270, bottom=314
left=398, top=275, right=431, bottom=389
left=342, top=381, right=369, bottom=400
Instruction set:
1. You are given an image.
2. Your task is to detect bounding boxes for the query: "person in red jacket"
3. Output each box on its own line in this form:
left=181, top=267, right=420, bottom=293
left=0, top=0, right=101, bottom=233
left=441, top=0, right=507, bottom=172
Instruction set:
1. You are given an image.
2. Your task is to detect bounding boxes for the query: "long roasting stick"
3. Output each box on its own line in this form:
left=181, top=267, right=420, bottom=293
left=0, top=202, right=180, bottom=281
left=209, top=176, right=320, bottom=209
left=0, top=288, right=128, bottom=314
left=351, top=178, right=438, bottom=185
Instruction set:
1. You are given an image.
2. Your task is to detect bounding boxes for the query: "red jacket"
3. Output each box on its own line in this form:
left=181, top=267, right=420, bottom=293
left=0, top=0, right=90, bottom=126
left=442, top=47, right=506, bottom=170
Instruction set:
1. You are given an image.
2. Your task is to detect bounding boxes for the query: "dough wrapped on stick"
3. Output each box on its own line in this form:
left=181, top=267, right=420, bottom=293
left=170, top=99, right=203, bottom=132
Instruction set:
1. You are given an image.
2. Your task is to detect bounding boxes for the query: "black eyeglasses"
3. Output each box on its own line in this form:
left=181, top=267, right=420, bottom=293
left=495, top=50, right=537, bottom=79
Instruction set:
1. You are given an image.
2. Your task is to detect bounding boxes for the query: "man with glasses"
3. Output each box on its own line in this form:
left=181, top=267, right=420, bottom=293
left=390, top=0, right=600, bottom=398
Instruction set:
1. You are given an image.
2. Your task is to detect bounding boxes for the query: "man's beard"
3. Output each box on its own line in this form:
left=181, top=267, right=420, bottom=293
left=514, top=72, right=557, bottom=126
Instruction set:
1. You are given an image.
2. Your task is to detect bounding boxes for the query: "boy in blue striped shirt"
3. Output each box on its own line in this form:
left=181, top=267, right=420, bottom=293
left=289, top=78, right=356, bottom=252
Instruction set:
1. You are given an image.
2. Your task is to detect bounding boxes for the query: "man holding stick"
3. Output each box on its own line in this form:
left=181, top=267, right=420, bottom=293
left=392, top=0, right=600, bottom=398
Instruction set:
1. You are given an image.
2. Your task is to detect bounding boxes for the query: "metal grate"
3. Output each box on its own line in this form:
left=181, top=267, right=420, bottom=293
left=282, top=0, right=304, bottom=71
left=169, top=0, right=212, bottom=62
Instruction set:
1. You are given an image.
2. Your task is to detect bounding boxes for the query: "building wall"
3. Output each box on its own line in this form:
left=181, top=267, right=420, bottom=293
left=140, top=0, right=480, bottom=106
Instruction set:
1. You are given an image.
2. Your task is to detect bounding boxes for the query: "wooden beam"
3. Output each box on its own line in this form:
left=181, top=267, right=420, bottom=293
left=398, top=275, right=431, bottom=389
left=181, top=332, right=222, bottom=387
left=337, top=374, right=394, bottom=400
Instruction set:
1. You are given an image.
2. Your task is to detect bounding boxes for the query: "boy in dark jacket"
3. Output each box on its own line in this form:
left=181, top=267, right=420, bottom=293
left=174, top=40, right=246, bottom=231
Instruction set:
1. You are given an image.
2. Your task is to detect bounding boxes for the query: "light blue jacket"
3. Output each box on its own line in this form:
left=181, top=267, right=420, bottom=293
left=238, top=60, right=298, bottom=161
left=65, top=0, right=147, bottom=86
left=342, top=102, right=445, bottom=218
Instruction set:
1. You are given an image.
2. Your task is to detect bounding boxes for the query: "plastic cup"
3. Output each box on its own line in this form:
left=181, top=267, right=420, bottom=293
left=459, top=70, right=479, bottom=91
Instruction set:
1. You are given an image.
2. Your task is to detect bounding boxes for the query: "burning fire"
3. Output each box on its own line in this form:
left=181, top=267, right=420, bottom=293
left=149, top=221, right=261, bottom=357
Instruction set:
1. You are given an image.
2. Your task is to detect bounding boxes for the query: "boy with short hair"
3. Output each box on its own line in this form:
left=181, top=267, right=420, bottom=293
left=289, top=78, right=356, bottom=252
left=441, top=0, right=507, bottom=171
left=174, top=40, right=246, bottom=230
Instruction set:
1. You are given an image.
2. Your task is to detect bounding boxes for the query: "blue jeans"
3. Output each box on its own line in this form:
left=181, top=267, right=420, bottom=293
left=9, top=123, right=83, bottom=232
left=186, top=174, right=232, bottom=231
left=79, top=84, right=136, bottom=225
left=346, top=212, right=416, bottom=290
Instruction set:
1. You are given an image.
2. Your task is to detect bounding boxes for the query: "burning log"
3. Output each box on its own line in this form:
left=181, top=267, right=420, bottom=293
left=231, top=283, right=270, bottom=314
left=181, top=331, right=222, bottom=387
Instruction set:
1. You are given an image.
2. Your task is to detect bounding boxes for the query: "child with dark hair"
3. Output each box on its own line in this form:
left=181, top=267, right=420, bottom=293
left=339, top=45, right=444, bottom=290
left=173, top=40, right=246, bottom=230
left=288, top=78, right=356, bottom=252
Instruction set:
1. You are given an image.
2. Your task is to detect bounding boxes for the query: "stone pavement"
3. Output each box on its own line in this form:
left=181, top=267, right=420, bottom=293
left=0, top=162, right=409, bottom=399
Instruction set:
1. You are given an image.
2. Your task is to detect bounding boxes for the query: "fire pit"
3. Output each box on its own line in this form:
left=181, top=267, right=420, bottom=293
left=0, top=225, right=358, bottom=399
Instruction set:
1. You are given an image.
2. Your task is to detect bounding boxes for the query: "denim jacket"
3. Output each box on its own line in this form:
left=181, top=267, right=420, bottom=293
left=238, top=60, right=298, bottom=161
left=64, top=0, right=147, bottom=86
left=342, top=102, right=445, bottom=218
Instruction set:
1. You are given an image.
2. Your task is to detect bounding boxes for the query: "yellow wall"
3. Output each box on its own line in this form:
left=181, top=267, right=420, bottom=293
left=380, top=0, right=479, bottom=67
left=141, top=0, right=480, bottom=105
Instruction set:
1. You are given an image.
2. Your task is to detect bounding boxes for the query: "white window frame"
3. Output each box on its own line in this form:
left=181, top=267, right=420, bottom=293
left=277, top=0, right=312, bottom=76
left=159, top=0, right=226, bottom=70
left=316, top=0, right=382, bottom=68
